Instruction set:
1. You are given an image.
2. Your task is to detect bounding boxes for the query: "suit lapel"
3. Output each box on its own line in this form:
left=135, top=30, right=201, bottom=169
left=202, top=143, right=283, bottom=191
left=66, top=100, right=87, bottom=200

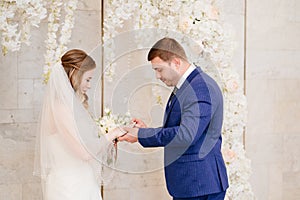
left=163, top=67, right=201, bottom=126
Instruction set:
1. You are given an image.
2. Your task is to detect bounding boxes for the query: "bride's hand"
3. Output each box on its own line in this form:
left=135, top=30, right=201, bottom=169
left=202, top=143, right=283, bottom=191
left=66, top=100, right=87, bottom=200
left=106, top=127, right=127, bottom=141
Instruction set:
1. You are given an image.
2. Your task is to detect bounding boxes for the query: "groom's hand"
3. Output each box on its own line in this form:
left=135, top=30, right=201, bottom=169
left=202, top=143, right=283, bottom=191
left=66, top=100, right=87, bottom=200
left=132, top=118, right=147, bottom=128
left=117, top=127, right=138, bottom=143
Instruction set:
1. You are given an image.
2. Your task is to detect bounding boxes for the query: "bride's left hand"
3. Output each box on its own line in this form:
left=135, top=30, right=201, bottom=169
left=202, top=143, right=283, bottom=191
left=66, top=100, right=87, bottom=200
left=106, top=127, right=127, bottom=141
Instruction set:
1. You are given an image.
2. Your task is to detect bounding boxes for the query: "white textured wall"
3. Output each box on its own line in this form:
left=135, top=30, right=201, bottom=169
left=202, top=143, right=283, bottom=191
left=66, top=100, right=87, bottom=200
left=0, top=0, right=299, bottom=200
left=245, top=0, right=300, bottom=199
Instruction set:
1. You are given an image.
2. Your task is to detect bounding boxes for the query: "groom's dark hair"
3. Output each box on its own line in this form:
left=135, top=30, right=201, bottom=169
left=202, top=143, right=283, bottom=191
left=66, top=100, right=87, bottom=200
left=148, top=37, right=187, bottom=62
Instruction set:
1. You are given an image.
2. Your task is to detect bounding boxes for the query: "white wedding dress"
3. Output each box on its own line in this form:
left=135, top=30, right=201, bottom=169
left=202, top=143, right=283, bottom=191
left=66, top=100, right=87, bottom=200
left=34, top=63, right=115, bottom=200
left=45, top=134, right=102, bottom=200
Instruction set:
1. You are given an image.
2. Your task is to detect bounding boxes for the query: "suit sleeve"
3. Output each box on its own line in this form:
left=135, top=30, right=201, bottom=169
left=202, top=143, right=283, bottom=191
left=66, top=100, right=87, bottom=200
left=138, top=85, right=213, bottom=148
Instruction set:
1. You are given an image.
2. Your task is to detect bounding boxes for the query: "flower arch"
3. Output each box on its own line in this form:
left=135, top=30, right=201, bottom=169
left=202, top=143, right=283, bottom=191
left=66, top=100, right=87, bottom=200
left=103, top=0, right=255, bottom=199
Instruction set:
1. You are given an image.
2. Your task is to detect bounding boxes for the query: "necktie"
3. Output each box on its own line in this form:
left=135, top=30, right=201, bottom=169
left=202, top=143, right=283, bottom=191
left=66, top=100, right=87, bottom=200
left=167, top=87, right=178, bottom=108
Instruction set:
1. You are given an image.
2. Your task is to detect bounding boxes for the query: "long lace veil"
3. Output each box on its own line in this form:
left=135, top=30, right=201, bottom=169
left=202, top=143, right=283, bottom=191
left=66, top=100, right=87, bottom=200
left=33, top=62, right=116, bottom=192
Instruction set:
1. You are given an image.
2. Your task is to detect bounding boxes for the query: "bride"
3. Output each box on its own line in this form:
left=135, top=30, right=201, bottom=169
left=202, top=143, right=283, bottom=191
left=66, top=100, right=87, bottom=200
left=34, top=49, right=124, bottom=200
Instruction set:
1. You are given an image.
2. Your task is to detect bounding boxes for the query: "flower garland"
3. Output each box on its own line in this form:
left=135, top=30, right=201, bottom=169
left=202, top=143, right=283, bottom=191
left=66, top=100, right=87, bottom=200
left=43, top=0, right=78, bottom=83
left=0, top=0, right=77, bottom=82
left=0, top=0, right=47, bottom=55
left=103, top=0, right=140, bottom=81
left=104, top=0, right=255, bottom=199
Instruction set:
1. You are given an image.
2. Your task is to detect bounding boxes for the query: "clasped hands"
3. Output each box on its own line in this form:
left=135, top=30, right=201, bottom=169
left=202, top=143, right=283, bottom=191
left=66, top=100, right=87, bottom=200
left=106, top=118, right=147, bottom=143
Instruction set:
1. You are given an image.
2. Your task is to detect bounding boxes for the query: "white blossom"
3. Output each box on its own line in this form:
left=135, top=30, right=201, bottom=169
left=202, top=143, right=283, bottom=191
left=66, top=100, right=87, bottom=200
left=43, top=0, right=78, bottom=83
left=95, top=108, right=132, bottom=135
left=0, top=0, right=46, bottom=55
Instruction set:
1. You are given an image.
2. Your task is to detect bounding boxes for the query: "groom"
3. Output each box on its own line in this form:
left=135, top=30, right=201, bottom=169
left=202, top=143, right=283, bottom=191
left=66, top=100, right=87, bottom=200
left=119, top=37, right=229, bottom=200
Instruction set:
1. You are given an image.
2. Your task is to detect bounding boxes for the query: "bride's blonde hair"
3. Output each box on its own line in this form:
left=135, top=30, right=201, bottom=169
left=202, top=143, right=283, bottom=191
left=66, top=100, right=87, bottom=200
left=61, top=49, right=96, bottom=108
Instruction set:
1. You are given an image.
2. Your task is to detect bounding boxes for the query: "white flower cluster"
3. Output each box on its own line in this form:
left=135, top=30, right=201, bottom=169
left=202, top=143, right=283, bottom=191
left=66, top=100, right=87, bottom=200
left=103, top=0, right=141, bottom=81
left=0, top=0, right=47, bottom=55
left=95, top=108, right=131, bottom=136
left=43, top=0, right=78, bottom=83
left=104, top=0, right=255, bottom=199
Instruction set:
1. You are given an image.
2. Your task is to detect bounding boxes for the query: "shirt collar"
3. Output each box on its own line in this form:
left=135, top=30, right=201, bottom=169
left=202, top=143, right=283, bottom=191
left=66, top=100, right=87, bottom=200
left=176, top=63, right=196, bottom=89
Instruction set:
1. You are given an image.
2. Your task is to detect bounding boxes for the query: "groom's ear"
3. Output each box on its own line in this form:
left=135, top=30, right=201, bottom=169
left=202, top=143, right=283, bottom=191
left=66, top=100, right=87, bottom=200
left=172, top=57, right=181, bottom=68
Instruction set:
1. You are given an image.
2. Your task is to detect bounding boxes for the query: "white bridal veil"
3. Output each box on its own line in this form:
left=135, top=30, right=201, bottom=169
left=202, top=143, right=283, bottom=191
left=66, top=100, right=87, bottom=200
left=33, top=62, right=116, bottom=190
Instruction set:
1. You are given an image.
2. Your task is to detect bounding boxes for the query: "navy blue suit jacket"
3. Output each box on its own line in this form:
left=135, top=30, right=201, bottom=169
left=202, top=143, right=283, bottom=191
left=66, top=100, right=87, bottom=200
left=138, top=67, right=229, bottom=198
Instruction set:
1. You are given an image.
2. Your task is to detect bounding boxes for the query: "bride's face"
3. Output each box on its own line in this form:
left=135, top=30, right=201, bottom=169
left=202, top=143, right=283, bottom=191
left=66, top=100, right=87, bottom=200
left=80, top=69, right=95, bottom=94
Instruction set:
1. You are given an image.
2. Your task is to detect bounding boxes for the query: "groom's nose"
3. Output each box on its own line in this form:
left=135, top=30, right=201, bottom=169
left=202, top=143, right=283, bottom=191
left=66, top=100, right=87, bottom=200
left=155, top=71, right=161, bottom=79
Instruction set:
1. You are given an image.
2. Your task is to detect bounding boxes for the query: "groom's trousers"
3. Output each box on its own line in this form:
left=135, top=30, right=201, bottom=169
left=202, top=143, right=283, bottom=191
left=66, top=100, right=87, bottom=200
left=173, top=190, right=226, bottom=200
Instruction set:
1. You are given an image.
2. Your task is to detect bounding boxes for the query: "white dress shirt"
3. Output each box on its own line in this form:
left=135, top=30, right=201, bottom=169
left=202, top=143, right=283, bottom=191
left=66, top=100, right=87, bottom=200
left=176, top=63, right=196, bottom=90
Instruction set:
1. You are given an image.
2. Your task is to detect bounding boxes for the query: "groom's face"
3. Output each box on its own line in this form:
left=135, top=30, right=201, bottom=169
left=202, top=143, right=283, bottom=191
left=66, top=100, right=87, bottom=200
left=151, top=57, right=181, bottom=87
